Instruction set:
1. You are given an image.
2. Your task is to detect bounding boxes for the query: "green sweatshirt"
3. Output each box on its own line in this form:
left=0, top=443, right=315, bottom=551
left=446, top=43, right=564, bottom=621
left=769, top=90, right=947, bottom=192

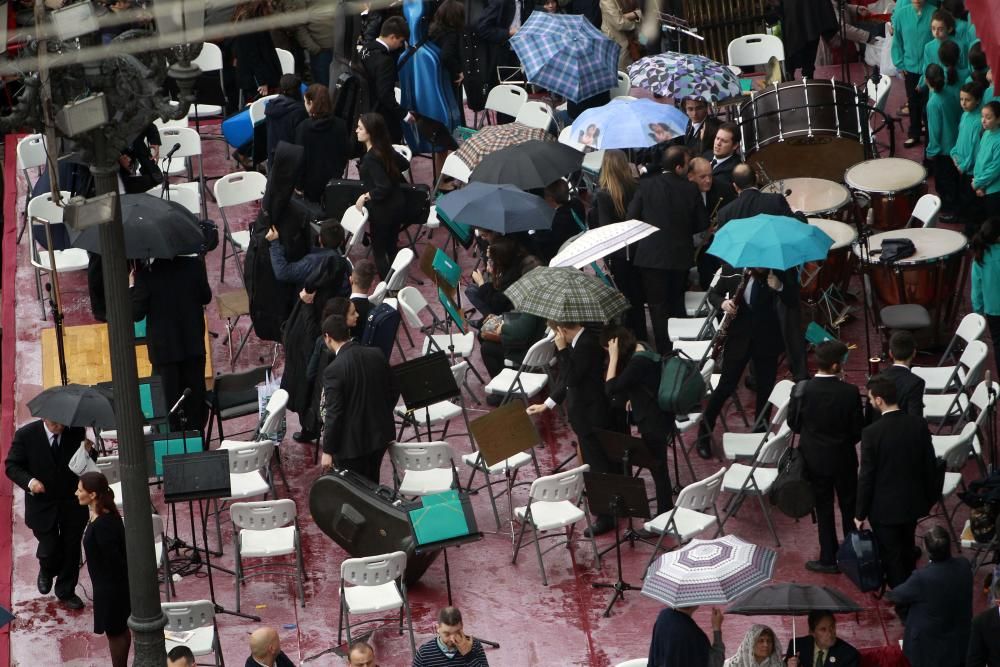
left=892, top=3, right=936, bottom=74
left=918, top=37, right=969, bottom=89
left=955, top=19, right=977, bottom=54
left=926, top=83, right=963, bottom=157
left=973, top=127, right=1000, bottom=195
left=971, top=245, right=1000, bottom=315
left=950, top=104, right=983, bottom=173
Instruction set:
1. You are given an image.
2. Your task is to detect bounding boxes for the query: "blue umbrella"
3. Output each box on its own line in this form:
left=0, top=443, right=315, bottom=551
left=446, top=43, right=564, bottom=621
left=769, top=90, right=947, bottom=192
left=568, top=98, right=688, bottom=150
left=707, top=214, right=834, bottom=270
left=510, top=12, right=619, bottom=103
left=436, top=182, right=555, bottom=234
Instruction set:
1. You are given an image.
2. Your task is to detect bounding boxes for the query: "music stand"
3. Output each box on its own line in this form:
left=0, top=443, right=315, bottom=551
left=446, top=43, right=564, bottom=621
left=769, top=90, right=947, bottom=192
left=392, top=351, right=467, bottom=441
left=594, top=429, right=660, bottom=554
left=584, top=472, right=650, bottom=617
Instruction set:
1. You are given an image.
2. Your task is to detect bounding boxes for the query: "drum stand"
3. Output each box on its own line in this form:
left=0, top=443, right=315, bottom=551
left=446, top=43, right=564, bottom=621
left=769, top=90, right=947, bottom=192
left=851, top=205, right=879, bottom=363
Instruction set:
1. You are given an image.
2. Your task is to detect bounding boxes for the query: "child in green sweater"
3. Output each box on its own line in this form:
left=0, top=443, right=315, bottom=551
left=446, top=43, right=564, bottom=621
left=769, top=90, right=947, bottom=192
left=926, top=62, right=963, bottom=218
left=951, top=81, right=984, bottom=233
left=973, top=101, right=1000, bottom=219
left=892, top=0, right=937, bottom=147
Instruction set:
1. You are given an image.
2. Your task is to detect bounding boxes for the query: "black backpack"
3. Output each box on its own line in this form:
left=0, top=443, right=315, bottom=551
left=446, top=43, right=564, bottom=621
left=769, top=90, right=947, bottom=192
left=330, top=54, right=372, bottom=146
left=360, top=303, right=401, bottom=359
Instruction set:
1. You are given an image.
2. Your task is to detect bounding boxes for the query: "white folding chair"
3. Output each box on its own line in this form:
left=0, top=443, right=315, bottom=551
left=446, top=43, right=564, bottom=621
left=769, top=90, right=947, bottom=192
left=368, top=281, right=388, bottom=306
left=727, top=34, right=786, bottom=74
left=722, top=380, right=795, bottom=460
left=96, top=455, right=124, bottom=511
left=149, top=184, right=201, bottom=217
left=483, top=335, right=556, bottom=405
left=190, top=42, right=227, bottom=120
left=151, top=514, right=175, bottom=600
left=480, top=83, right=528, bottom=127
left=396, top=287, right=484, bottom=384
left=909, top=193, right=941, bottom=229
left=338, top=551, right=415, bottom=654
left=162, top=600, right=223, bottom=666
left=231, top=498, right=305, bottom=613
left=157, top=126, right=208, bottom=219
left=719, top=425, right=792, bottom=547
left=275, top=47, right=295, bottom=75
left=389, top=441, right=459, bottom=497
left=433, top=153, right=472, bottom=197
left=512, top=464, right=601, bottom=586
left=341, top=205, right=370, bottom=258
left=932, top=423, right=977, bottom=546
left=385, top=247, right=414, bottom=296
left=866, top=73, right=893, bottom=113
left=613, top=70, right=632, bottom=99
left=514, top=101, right=556, bottom=132
left=668, top=314, right=719, bottom=342
left=642, top=468, right=726, bottom=576
left=392, top=143, right=413, bottom=182
left=249, top=94, right=278, bottom=126
left=208, top=441, right=276, bottom=548
left=923, top=341, right=989, bottom=431
left=214, top=170, right=268, bottom=284
left=27, top=192, right=89, bottom=318
left=915, top=338, right=990, bottom=393
left=935, top=313, right=988, bottom=368
left=16, top=133, right=48, bottom=243
left=220, top=388, right=291, bottom=489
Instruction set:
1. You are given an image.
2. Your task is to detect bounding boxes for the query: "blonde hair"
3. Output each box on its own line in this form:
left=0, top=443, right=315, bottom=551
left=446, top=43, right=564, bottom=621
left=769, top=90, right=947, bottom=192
left=598, top=150, right=636, bottom=220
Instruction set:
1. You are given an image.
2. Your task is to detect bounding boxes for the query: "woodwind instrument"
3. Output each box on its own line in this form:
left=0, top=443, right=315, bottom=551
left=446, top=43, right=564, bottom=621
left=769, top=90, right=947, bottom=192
left=693, top=193, right=726, bottom=263
left=710, top=269, right=751, bottom=360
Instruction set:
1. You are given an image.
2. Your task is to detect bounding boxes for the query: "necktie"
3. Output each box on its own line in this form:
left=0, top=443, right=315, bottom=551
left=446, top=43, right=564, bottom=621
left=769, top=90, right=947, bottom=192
left=748, top=278, right=760, bottom=309
left=815, top=650, right=825, bottom=667
left=51, top=434, right=60, bottom=457
left=711, top=157, right=719, bottom=169
left=686, top=124, right=695, bottom=141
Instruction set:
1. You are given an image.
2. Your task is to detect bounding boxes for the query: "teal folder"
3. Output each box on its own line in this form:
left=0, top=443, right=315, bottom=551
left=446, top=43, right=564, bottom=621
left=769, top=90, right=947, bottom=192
left=134, top=317, right=147, bottom=339
left=432, top=248, right=461, bottom=289
left=408, top=490, right=470, bottom=545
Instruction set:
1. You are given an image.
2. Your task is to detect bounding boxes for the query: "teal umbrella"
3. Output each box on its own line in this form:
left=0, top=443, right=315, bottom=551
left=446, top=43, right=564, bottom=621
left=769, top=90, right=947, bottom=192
left=707, top=214, right=834, bottom=270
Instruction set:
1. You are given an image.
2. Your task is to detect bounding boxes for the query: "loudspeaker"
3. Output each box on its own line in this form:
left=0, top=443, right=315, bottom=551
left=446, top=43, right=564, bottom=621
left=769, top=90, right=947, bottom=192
left=163, top=450, right=231, bottom=503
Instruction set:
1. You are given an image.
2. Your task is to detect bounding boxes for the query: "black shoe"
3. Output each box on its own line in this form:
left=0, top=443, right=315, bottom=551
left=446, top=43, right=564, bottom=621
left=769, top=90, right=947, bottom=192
left=805, top=560, right=841, bottom=574
left=904, top=137, right=920, bottom=148
left=584, top=517, right=616, bottom=538
left=695, top=433, right=713, bottom=460
left=292, top=430, right=318, bottom=443
left=59, top=594, right=85, bottom=610
left=485, top=394, right=503, bottom=407
left=37, top=572, right=52, bottom=595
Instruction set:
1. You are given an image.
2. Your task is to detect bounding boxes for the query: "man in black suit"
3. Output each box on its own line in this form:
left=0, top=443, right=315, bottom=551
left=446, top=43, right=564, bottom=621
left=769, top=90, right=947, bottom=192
left=855, top=375, right=939, bottom=588
left=788, top=340, right=864, bottom=574
left=626, top=145, right=709, bottom=354
left=527, top=322, right=614, bottom=534
left=698, top=265, right=799, bottom=458
left=476, top=0, right=533, bottom=91
left=5, top=419, right=96, bottom=609
left=361, top=17, right=412, bottom=144
left=130, top=255, right=212, bottom=431
left=967, top=577, right=1000, bottom=667
left=321, top=315, right=400, bottom=483
left=703, top=122, right=742, bottom=195
left=348, top=259, right=377, bottom=338
left=677, top=97, right=722, bottom=157
left=785, top=611, right=860, bottom=667
left=688, top=157, right=730, bottom=290
left=716, top=164, right=798, bottom=229
left=880, top=331, right=925, bottom=418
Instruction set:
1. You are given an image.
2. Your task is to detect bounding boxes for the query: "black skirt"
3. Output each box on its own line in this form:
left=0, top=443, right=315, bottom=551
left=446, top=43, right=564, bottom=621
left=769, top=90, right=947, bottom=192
left=83, top=513, right=131, bottom=635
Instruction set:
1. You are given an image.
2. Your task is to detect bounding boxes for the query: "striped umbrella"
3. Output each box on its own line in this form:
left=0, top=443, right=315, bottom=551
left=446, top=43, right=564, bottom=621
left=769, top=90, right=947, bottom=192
left=454, top=123, right=553, bottom=170
left=642, top=536, right=776, bottom=608
left=628, top=52, right=742, bottom=103
left=510, top=12, right=620, bottom=103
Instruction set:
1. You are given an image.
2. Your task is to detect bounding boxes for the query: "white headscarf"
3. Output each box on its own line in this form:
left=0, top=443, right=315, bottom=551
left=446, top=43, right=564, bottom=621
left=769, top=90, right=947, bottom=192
left=723, top=624, right=785, bottom=667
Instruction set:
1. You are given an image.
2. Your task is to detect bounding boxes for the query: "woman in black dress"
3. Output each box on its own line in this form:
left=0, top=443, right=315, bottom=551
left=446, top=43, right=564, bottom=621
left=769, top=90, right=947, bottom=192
left=354, top=112, right=410, bottom=279
left=295, top=84, right=349, bottom=203
left=75, top=472, right=130, bottom=667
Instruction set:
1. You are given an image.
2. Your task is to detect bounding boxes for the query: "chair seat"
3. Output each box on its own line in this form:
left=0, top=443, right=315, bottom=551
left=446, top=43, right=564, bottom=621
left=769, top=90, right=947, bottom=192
left=942, top=471, right=962, bottom=497
left=485, top=369, right=548, bottom=398
left=675, top=413, right=701, bottom=433
left=240, top=526, right=296, bottom=557
left=189, top=103, right=223, bottom=118
left=911, top=365, right=959, bottom=393
left=923, top=393, right=969, bottom=420
left=722, top=464, right=779, bottom=494
left=343, top=581, right=403, bottom=614
left=230, top=230, right=251, bottom=251
left=673, top=340, right=711, bottom=361
left=644, top=507, right=716, bottom=542
left=397, top=469, right=455, bottom=497
left=228, top=471, right=270, bottom=499
left=422, top=331, right=476, bottom=357
left=514, top=499, right=584, bottom=532
left=220, top=438, right=269, bottom=450
left=110, top=481, right=124, bottom=509
left=216, top=289, right=250, bottom=318
left=160, top=159, right=188, bottom=175
left=880, top=304, right=932, bottom=330
left=462, top=451, right=532, bottom=474
left=395, top=400, right=461, bottom=425
left=33, top=248, right=90, bottom=272
left=722, top=432, right=767, bottom=460
left=932, top=433, right=973, bottom=459
left=165, top=626, right=216, bottom=656
left=685, top=291, right=707, bottom=316
left=668, top=317, right=710, bottom=342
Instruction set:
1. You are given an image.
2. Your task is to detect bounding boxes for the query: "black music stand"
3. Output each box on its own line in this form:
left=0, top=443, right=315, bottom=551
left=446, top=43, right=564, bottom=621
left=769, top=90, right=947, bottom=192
left=594, top=429, right=660, bottom=554
left=163, top=450, right=261, bottom=622
left=585, top=472, right=651, bottom=617
left=392, top=351, right=467, bottom=441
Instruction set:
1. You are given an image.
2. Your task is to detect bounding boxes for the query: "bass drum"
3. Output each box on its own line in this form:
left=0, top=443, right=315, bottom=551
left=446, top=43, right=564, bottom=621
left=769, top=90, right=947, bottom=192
left=739, top=79, right=870, bottom=183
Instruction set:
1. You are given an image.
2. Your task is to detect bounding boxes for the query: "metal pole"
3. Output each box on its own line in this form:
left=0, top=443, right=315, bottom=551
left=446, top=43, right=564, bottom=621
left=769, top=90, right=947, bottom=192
left=90, top=135, right=168, bottom=665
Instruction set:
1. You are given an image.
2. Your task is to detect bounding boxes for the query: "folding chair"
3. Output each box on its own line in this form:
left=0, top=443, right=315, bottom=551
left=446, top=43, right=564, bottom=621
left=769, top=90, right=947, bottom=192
left=908, top=194, right=941, bottom=229
left=934, top=313, right=988, bottom=369
left=432, top=152, right=472, bottom=198
left=338, top=551, right=415, bottom=655
left=389, top=441, right=460, bottom=498
left=341, top=205, right=369, bottom=258
left=27, top=192, right=89, bottom=318
left=483, top=336, right=556, bottom=406
left=220, top=388, right=290, bottom=490
left=16, top=133, right=47, bottom=243
left=514, top=100, right=556, bottom=133
left=162, top=600, right=223, bottom=666
left=929, top=423, right=977, bottom=546
left=923, top=341, right=989, bottom=432
left=248, top=94, right=278, bottom=168
left=395, top=361, right=475, bottom=442
left=204, top=366, right=271, bottom=444
left=214, top=170, right=268, bottom=284
left=157, top=126, right=209, bottom=219
left=915, top=338, right=990, bottom=394
left=215, top=288, right=253, bottom=370
left=231, top=498, right=305, bottom=613
left=385, top=248, right=415, bottom=297
left=721, top=380, right=795, bottom=461
left=189, top=42, right=228, bottom=123
left=719, top=425, right=792, bottom=547
left=478, top=83, right=528, bottom=127
left=642, top=468, right=726, bottom=576
left=275, top=47, right=295, bottom=75
left=727, top=34, right=785, bottom=74
left=613, top=70, right=632, bottom=99
left=395, top=288, right=483, bottom=385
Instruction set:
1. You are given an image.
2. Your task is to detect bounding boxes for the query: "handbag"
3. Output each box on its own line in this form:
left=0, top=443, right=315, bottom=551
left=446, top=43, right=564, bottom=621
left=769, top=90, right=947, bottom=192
left=837, top=529, right=883, bottom=593
left=769, top=446, right=815, bottom=518
left=68, top=442, right=99, bottom=477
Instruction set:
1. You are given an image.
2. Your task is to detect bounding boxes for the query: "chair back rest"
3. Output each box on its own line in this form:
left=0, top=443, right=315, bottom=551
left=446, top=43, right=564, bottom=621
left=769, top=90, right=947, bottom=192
left=529, top=464, right=590, bottom=503
left=161, top=600, right=216, bottom=631
left=440, top=152, right=472, bottom=183
left=727, top=33, right=785, bottom=68
left=386, top=248, right=415, bottom=292
left=767, top=379, right=795, bottom=417
left=214, top=170, right=268, bottom=208
left=259, top=389, right=289, bottom=439
left=17, top=133, right=47, bottom=172
left=227, top=440, right=275, bottom=473
left=676, top=467, right=726, bottom=512
left=160, top=186, right=201, bottom=216
left=911, top=193, right=941, bottom=228
left=958, top=340, right=989, bottom=387
left=341, top=550, right=407, bottom=586
left=231, top=498, right=297, bottom=530
left=27, top=191, right=70, bottom=226
left=249, top=94, right=278, bottom=125
left=520, top=336, right=556, bottom=370
left=390, top=441, right=455, bottom=472
left=971, top=380, right=1000, bottom=414
left=275, top=47, right=295, bottom=74
left=942, top=422, right=978, bottom=471
left=614, top=70, right=632, bottom=98
left=341, top=205, right=369, bottom=254
left=514, top=101, right=555, bottom=132
left=451, top=361, right=469, bottom=387
left=392, top=143, right=413, bottom=162
left=485, top=84, right=528, bottom=118
left=756, top=424, right=791, bottom=466
left=700, top=358, right=716, bottom=385
left=397, top=285, right=429, bottom=317
left=214, top=365, right=270, bottom=399
left=96, top=455, right=121, bottom=485
left=368, top=281, right=388, bottom=306
left=956, top=313, right=987, bottom=346
left=151, top=513, right=165, bottom=538
left=191, top=42, right=223, bottom=71
left=158, top=126, right=202, bottom=159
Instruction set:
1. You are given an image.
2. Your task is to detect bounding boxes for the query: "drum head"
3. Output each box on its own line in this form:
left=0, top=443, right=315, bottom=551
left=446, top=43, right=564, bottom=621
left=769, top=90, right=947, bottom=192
left=765, top=178, right=850, bottom=215
left=808, top=218, right=857, bottom=250
left=844, top=158, right=926, bottom=193
left=856, top=228, right=967, bottom=263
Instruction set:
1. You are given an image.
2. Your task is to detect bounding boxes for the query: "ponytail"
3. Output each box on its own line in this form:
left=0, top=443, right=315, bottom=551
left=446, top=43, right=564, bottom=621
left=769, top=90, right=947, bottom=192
left=938, top=40, right=960, bottom=86
left=78, top=471, right=121, bottom=518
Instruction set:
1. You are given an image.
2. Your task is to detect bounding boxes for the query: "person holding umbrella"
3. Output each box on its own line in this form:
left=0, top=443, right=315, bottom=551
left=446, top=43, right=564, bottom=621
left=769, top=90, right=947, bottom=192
left=785, top=611, right=860, bottom=667
left=649, top=605, right=726, bottom=666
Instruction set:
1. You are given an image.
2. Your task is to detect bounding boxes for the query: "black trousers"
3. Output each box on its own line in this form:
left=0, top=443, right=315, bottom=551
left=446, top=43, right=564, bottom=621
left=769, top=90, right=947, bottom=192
left=987, top=315, right=1000, bottom=379
left=786, top=39, right=819, bottom=79
left=577, top=427, right=614, bottom=522
left=640, top=431, right=674, bottom=516
left=34, top=507, right=87, bottom=599
left=809, top=467, right=858, bottom=565
left=155, top=356, right=207, bottom=433
left=870, top=519, right=917, bottom=589
left=959, top=173, right=983, bottom=236
left=609, top=257, right=648, bottom=343
left=340, top=447, right=388, bottom=486
left=703, top=341, right=779, bottom=430
left=370, top=220, right=399, bottom=280
left=903, top=72, right=926, bottom=141
left=933, top=155, right=961, bottom=215
left=641, top=268, right=689, bottom=354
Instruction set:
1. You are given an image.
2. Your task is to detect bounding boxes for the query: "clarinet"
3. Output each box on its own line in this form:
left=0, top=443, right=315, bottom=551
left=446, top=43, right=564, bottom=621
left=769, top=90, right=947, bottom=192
left=694, top=195, right=726, bottom=263
left=711, top=269, right=751, bottom=360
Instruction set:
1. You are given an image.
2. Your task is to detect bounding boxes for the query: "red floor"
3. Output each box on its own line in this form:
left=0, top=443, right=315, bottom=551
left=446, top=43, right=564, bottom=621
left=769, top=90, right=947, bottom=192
left=1, top=63, right=995, bottom=666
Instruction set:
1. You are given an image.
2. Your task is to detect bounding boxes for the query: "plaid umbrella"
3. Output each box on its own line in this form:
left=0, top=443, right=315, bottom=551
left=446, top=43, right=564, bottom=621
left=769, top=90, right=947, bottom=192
left=505, top=266, right=630, bottom=323
left=454, top=123, right=554, bottom=170
left=569, top=98, right=688, bottom=150
left=628, top=52, right=742, bottom=103
left=642, top=536, right=776, bottom=608
left=510, top=12, right=620, bottom=103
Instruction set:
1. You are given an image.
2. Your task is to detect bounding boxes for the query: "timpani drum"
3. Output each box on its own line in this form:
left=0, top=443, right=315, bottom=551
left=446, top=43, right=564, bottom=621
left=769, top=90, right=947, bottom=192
left=855, top=228, right=968, bottom=345
left=762, top=178, right=851, bottom=219
left=844, top=158, right=927, bottom=231
left=801, top=218, right=858, bottom=302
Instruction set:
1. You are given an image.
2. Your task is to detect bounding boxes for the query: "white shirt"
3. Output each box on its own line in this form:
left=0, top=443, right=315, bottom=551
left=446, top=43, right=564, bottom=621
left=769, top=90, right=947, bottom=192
left=544, top=329, right=585, bottom=409
left=511, top=0, right=522, bottom=31
left=711, top=153, right=734, bottom=169
left=349, top=293, right=368, bottom=301
left=375, top=37, right=392, bottom=52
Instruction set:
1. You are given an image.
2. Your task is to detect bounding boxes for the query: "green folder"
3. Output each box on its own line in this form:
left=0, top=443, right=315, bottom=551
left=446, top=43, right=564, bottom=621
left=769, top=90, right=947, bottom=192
left=438, top=287, right=466, bottom=334
left=408, top=490, right=470, bottom=545
left=432, top=248, right=461, bottom=289
left=139, top=382, right=154, bottom=420
left=134, top=317, right=147, bottom=339
left=151, top=435, right=202, bottom=477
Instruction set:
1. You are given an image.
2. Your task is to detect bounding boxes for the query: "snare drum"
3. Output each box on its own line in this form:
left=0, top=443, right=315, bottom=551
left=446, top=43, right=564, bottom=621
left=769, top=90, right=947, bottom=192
left=762, top=178, right=851, bottom=218
left=855, top=228, right=968, bottom=345
left=844, top=158, right=927, bottom=231
left=800, top=218, right=858, bottom=301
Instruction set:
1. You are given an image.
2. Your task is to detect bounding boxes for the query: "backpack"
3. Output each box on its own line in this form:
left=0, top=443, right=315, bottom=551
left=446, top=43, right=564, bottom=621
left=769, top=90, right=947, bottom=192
left=330, top=54, right=372, bottom=145
left=786, top=379, right=809, bottom=433
left=360, top=303, right=401, bottom=359
left=633, top=349, right=706, bottom=415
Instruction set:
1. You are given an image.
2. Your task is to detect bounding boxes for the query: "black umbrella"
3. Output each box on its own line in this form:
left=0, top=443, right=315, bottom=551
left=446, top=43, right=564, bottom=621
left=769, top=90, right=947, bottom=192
left=71, top=193, right=204, bottom=259
left=27, top=384, right=116, bottom=429
left=436, top=182, right=555, bottom=234
left=469, top=140, right=584, bottom=190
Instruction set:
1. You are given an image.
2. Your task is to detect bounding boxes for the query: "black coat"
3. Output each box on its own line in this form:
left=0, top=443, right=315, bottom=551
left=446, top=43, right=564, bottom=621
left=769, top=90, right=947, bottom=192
left=648, top=608, right=715, bottom=667
left=780, top=0, right=839, bottom=57
left=676, top=116, right=722, bottom=156
left=431, top=28, right=463, bottom=83
left=83, top=512, right=130, bottom=635
left=627, top=171, right=708, bottom=271
left=699, top=180, right=731, bottom=221
left=359, top=149, right=409, bottom=233
left=703, top=151, right=742, bottom=193
left=881, top=364, right=926, bottom=418
left=322, top=341, right=400, bottom=460
left=549, top=329, right=611, bottom=437
left=967, top=605, right=1000, bottom=667
left=856, top=410, right=938, bottom=524
left=785, top=636, right=860, bottom=667
left=352, top=296, right=373, bottom=337
left=605, top=349, right=674, bottom=438
left=131, top=257, right=212, bottom=365
left=5, top=422, right=90, bottom=532
left=294, top=116, right=350, bottom=201
left=534, top=200, right=585, bottom=264
left=362, top=41, right=407, bottom=143
left=244, top=653, right=295, bottom=667
left=716, top=188, right=796, bottom=228
left=708, top=268, right=798, bottom=359
left=265, top=95, right=309, bottom=167
left=788, top=375, right=864, bottom=474
left=232, top=30, right=283, bottom=96
left=886, top=556, right=973, bottom=667
left=476, top=0, right=532, bottom=88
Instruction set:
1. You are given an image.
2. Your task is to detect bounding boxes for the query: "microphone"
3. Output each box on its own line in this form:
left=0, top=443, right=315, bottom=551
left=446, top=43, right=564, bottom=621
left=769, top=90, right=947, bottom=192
left=164, top=142, right=182, bottom=160
left=169, top=388, right=192, bottom=415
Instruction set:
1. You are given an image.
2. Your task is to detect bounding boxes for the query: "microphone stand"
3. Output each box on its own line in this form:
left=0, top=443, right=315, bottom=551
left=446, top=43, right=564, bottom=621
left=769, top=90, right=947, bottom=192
left=838, top=0, right=851, bottom=84
left=40, top=216, right=68, bottom=386
left=986, top=373, right=997, bottom=474
left=159, top=143, right=180, bottom=200
left=852, top=203, right=878, bottom=364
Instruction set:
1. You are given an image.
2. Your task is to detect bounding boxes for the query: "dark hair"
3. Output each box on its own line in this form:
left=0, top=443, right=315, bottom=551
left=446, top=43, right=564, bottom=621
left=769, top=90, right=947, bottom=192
left=969, top=41, right=987, bottom=72
left=380, top=15, right=410, bottom=39
left=815, top=340, right=848, bottom=371
left=937, top=40, right=960, bottom=86
left=167, top=646, right=196, bottom=664
left=79, top=471, right=120, bottom=518
left=319, top=220, right=346, bottom=249
left=867, top=374, right=898, bottom=405
left=984, top=101, right=1000, bottom=120
left=961, top=81, right=985, bottom=102
left=598, top=324, right=637, bottom=373
left=429, top=0, right=465, bottom=40
left=732, top=163, right=757, bottom=190
left=487, top=236, right=520, bottom=286
left=322, top=297, right=352, bottom=321
left=942, top=0, right=967, bottom=20
left=438, top=606, right=463, bottom=626
left=304, top=83, right=332, bottom=117
left=352, top=259, right=377, bottom=290
left=715, top=121, right=738, bottom=143
left=807, top=610, right=835, bottom=632
left=925, top=63, right=947, bottom=93
left=662, top=145, right=689, bottom=174
left=931, top=8, right=956, bottom=33
left=889, top=330, right=917, bottom=362
left=544, top=179, right=570, bottom=205
left=279, top=73, right=301, bottom=97
left=924, top=525, right=952, bottom=561
left=322, top=314, right=351, bottom=342
left=232, top=0, right=270, bottom=21
left=972, top=217, right=1000, bottom=264
left=358, top=112, right=402, bottom=180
